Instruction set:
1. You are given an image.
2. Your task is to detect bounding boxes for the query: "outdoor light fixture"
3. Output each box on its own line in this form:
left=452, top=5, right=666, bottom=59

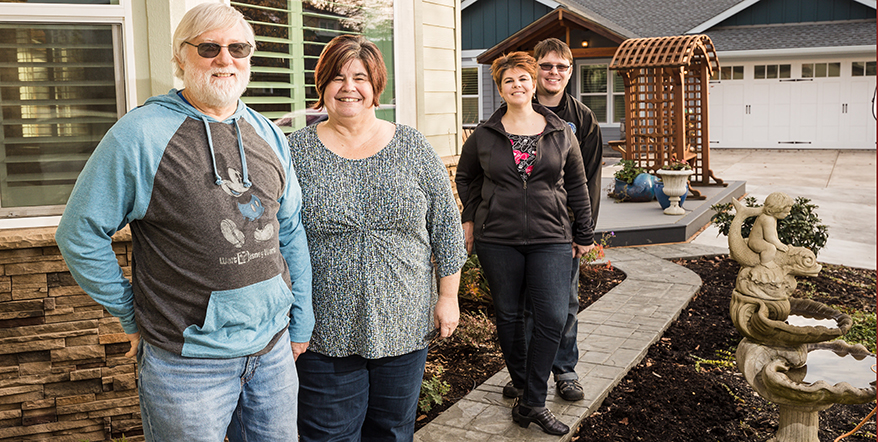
left=581, top=40, right=590, bottom=48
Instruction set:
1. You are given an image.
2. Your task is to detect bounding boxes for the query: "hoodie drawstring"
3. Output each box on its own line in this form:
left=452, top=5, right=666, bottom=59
left=203, top=116, right=252, bottom=188
left=234, top=119, right=251, bottom=188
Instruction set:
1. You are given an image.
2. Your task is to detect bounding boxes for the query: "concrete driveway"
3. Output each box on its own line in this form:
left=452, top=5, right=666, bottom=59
left=688, top=149, right=876, bottom=270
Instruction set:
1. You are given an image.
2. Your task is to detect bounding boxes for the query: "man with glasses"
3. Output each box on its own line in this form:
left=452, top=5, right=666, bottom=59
left=55, top=3, right=312, bottom=441
left=504, top=38, right=603, bottom=403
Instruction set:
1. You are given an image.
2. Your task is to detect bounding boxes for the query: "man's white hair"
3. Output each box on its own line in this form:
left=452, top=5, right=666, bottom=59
left=172, top=2, right=256, bottom=80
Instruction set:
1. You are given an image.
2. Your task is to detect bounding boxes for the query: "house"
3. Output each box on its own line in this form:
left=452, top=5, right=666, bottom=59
left=462, top=0, right=877, bottom=149
left=0, top=0, right=464, bottom=228
left=0, top=1, right=463, bottom=440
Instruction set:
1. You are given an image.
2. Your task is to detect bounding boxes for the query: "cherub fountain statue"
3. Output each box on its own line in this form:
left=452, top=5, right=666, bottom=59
left=727, top=192, right=876, bottom=442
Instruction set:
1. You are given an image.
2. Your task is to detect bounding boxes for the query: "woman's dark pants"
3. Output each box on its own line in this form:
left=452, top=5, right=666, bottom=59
left=475, top=241, right=571, bottom=408
left=296, top=348, right=428, bottom=441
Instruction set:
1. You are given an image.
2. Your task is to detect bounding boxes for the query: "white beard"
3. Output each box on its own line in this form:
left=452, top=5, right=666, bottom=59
left=183, top=64, right=250, bottom=109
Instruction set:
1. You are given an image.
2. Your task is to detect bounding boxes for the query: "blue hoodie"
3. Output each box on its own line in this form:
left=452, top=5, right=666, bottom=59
left=56, top=89, right=313, bottom=358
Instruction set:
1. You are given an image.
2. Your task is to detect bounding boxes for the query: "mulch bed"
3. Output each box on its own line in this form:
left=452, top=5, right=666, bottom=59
left=418, top=255, right=877, bottom=441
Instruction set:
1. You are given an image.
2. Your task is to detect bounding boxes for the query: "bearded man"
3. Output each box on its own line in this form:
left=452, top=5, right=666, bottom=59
left=55, top=3, right=312, bottom=441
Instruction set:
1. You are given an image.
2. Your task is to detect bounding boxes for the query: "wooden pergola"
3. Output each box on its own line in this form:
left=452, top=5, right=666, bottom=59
left=609, top=35, right=725, bottom=197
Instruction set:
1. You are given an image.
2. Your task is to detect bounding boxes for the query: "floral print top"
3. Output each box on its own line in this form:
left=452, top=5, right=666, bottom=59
left=508, top=132, right=540, bottom=182
left=287, top=124, right=467, bottom=359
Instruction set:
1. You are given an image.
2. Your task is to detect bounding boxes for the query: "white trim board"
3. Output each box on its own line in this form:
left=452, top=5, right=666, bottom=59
left=461, top=0, right=560, bottom=11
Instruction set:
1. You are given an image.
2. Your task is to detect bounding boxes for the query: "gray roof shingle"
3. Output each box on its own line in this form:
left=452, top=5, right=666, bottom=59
left=704, top=20, right=877, bottom=52
left=558, top=0, right=876, bottom=50
left=562, top=0, right=744, bottom=37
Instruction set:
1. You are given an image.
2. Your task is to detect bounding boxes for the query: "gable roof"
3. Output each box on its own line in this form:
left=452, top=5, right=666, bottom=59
left=471, top=0, right=875, bottom=59
left=475, top=7, right=629, bottom=64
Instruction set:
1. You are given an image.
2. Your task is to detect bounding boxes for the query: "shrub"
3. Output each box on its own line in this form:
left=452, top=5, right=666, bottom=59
left=710, top=196, right=829, bottom=255
left=449, top=310, right=497, bottom=349
left=418, top=366, right=451, bottom=413
left=614, top=159, right=647, bottom=185
left=458, top=254, right=491, bottom=305
left=834, top=306, right=877, bottom=353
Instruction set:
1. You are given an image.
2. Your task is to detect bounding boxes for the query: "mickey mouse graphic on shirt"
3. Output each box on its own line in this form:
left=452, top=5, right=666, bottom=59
left=212, top=152, right=274, bottom=248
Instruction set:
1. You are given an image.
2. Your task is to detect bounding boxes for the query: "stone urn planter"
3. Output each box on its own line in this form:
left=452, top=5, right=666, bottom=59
left=655, top=169, right=693, bottom=215
left=654, top=181, right=688, bottom=210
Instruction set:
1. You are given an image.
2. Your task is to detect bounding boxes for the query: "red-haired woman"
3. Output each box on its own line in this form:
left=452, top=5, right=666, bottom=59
left=455, top=51, right=596, bottom=435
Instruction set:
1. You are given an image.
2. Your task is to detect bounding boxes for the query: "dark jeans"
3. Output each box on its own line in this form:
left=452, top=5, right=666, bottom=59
left=524, top=256, right=582, bottom=381
left=296, top=348, right=428, bottom=442
left=475, top=241, right=571, bottom=408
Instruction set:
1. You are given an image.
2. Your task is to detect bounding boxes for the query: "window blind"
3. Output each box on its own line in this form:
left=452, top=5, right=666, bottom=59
left=0, top=23, right=123, bottom=212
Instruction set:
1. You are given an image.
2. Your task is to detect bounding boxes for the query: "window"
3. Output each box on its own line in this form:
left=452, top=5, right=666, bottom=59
left=802, top=63, right=841, bottom=78
left=580, top=64, right=607, bottom=122
left=852, top=61, right=876, bottom=77
left=233, top=0, right=395, bottom=132
left=461, top=66, right=479, bottom=126
left=0, top=4, right=127, bottom=217
left=754, top=64, right=790, bottom=79
left=710, top=65, right=743, bottom=80
left=0, top=0, right=117, bottom=3
left=611, top=70, right=624, bottom=123
left=578, top=64, right=625, bottom=123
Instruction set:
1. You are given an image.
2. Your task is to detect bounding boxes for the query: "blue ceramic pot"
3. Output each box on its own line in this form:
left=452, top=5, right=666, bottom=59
left=613, top=173, right=655, bottom=202
left=655, top=181, right=688, bottom=209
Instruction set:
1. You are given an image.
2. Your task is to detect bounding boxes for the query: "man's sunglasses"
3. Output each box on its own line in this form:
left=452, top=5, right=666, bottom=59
left=539, top=63, right=570, bottom=72
left=185, top=41, right=252, bottom=59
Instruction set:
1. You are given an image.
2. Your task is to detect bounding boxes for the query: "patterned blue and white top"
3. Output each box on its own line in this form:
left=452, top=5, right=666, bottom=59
left=288, top=123, right=467, bottom=359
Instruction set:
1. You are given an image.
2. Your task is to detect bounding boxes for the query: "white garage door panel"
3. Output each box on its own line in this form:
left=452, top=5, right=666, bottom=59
left=709, top=58, right=875, bottom=149
left=769, top=82, right=791, bottom=142
left=818, top=80, right=842, bottom=145
left=845, top=78, right=877, bottom=146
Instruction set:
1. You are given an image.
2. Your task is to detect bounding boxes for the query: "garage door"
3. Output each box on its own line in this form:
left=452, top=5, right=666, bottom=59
left=708, top=58, right=876, bottom=149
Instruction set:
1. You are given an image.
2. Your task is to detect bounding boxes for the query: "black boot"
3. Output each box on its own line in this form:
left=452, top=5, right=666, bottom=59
left=511, top=400, right=569, bottom=435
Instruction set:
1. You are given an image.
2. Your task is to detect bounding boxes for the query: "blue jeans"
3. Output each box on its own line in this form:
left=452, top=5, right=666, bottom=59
left=524, top=256, right=581, bottom=381
left=296, top=348, right=428, bottom=442
left=136, top=330, right=298, bottom=442
left=475, top=241, right=571, bottom=408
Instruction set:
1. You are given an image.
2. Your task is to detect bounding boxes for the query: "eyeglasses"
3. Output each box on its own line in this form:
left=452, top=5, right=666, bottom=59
left=184, top=41, right=252, bottom=59
left=539, top=63, right=570, bottom=72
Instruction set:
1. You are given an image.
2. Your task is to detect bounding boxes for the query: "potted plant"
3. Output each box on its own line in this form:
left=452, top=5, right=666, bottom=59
left=655, top=159, right=693, bottom=215
left=612, top=159, right=655, bottom=202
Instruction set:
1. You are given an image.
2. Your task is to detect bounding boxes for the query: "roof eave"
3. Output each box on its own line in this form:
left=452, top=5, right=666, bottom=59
left=475, top=7, right=631, bottom=64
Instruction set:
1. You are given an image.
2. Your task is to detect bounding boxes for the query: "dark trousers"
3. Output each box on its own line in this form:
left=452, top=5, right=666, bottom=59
left=475, top=241, right=571, bottom=408
left=296, top=348, right=428, bottom=442
left=525, top=256, right=582, bottom=380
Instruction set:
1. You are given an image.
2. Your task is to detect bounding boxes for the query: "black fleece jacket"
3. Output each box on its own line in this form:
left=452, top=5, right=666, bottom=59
left=539, top=92, right=603, bottom=225
left=456, top=103, right=594, bottom=247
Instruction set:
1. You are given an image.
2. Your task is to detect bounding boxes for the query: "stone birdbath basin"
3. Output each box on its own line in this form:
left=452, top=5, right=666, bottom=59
left=727, top=193, right=877, bottom=442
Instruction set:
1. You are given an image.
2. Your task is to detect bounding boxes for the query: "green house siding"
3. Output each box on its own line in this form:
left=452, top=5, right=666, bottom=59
left=462, top=0, right=551, bottom=50
left=718, top=0, right=875, bottom=26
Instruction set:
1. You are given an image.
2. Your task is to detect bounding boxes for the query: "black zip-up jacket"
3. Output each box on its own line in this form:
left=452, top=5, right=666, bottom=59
left=537, top=92, right=603, bottom=225
left=456, top=103, right=594, bottom=247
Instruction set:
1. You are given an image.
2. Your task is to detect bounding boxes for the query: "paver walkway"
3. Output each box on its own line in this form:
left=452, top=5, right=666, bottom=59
left=414, top=242, right=729, bottom=441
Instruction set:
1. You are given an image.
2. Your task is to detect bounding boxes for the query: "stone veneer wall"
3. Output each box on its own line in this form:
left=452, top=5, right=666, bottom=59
left=0, top=227, right=141, bottom=442
left=0, top=158, right=461, bottom=442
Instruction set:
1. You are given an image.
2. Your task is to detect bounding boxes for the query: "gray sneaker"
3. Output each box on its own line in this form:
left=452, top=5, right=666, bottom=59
left=556, top=379, right=584, bottom=401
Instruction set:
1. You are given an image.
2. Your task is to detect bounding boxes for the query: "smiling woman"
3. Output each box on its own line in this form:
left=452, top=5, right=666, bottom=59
left=286, top=34, right=467, bottom=442
left=455, top=51, right=596, bottom=436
